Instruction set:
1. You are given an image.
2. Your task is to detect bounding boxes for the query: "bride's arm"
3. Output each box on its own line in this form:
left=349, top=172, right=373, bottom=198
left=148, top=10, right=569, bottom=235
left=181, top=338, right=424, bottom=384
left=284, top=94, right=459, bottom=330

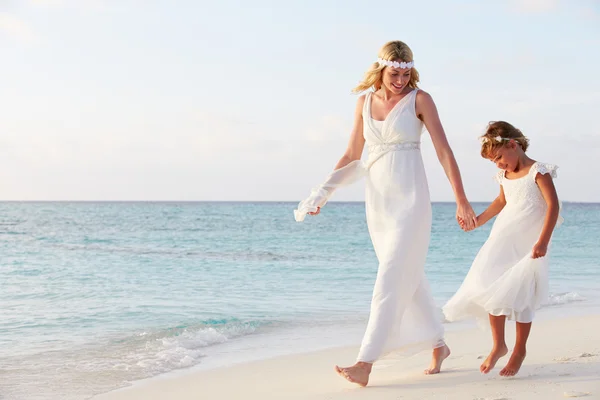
left=308, top=95, right=367, bottom=216
left=415, top=90, right=477, bottom=231
left=334, top=95, right=367, bottom=169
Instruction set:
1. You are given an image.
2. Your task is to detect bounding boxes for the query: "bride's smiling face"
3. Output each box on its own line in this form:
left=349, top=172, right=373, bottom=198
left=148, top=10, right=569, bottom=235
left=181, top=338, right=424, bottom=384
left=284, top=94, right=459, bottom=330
left=382, top=65, right=411, bottom=94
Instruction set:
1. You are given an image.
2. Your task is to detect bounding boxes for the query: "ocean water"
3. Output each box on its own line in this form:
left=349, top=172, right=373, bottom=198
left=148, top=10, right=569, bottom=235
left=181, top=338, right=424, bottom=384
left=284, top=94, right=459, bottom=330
left=0, top=201, right=598, bottom=400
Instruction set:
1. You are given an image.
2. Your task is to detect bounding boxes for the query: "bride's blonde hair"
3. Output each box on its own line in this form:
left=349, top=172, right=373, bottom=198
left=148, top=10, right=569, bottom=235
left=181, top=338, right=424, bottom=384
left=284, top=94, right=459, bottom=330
left=353, top=41, right=420, bottom=93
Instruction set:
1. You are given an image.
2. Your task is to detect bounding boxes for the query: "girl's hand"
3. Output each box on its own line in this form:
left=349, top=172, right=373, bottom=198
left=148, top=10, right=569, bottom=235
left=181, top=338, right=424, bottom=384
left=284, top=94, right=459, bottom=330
left=308, top=207, right=321, bottom=216
left=456, top=200, right=477, bottom=232
left=532, top=241, right=548, bottom=259
left=458, top=216, right=478, bottom=231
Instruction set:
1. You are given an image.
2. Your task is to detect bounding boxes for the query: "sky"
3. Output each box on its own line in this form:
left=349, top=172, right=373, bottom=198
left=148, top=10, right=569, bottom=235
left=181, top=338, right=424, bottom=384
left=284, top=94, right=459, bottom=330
left=1, top=0, right=599, bottom=202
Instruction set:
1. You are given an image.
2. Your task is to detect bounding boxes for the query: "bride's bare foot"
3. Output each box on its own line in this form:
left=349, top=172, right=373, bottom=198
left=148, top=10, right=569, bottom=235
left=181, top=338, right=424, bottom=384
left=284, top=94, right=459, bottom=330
left=500, top=350, right=526, bottom=377
left=480, top=345, right=508, bottom=374
left=424, top=344, right=451, bottom=375
left=334, top=362, right=372, bottom=387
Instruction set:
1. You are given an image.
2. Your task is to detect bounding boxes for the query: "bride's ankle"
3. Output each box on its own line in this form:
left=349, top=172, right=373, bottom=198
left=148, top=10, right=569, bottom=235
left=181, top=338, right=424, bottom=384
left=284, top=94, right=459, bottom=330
left=356, top=362, right=373, bottom=372
left=434, top=344, right=449, bottom=354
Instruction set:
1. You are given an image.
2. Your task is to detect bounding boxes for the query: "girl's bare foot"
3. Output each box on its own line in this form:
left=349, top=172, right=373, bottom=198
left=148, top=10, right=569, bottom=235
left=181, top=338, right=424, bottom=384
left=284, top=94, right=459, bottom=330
left=500, top=351, right=526, bottom=376
left=334, top=362, right=372, bottom=386
left=424, top=344, right=451, bottom=375
left=480, top=344, right=508, bottom=374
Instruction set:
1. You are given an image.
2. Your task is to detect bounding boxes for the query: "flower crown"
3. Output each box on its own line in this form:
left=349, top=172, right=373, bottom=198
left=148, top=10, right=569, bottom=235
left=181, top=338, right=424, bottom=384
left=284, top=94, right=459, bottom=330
left=377, top=58, right=414, bottom=69
left=480, top=136, right=511, bottom=144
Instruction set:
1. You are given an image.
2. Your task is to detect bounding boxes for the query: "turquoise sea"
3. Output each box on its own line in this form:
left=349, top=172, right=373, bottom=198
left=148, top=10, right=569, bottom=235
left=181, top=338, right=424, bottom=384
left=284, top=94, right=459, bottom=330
left=0, top=202, right=597, bottom=399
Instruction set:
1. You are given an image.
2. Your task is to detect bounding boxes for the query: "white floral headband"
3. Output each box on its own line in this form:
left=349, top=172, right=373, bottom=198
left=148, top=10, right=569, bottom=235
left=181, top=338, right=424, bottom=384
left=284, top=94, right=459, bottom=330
left=377, top=58, right=414, bottom=69
left=480, top=136, right=511, bottom=144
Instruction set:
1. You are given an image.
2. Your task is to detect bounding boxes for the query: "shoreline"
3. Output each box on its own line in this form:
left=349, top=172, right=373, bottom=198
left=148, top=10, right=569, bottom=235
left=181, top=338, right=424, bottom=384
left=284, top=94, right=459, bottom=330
left=94, top=313, right=600, bottom=400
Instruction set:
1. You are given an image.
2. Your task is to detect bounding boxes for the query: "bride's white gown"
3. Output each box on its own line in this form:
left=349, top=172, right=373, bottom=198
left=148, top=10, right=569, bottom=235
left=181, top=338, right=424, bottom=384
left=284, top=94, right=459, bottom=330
left=295, top=89, right=444, bottom=362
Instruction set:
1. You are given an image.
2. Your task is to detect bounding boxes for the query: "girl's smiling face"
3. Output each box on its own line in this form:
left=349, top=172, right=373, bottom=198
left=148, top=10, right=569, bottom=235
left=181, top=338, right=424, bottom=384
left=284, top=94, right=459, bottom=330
left=489, top=141, right=520, bottom=172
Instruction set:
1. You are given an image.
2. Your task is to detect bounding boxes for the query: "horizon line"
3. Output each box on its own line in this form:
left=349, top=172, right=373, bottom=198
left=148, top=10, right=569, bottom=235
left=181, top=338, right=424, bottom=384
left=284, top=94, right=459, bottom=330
left=0, top=200, right=598, bottom=204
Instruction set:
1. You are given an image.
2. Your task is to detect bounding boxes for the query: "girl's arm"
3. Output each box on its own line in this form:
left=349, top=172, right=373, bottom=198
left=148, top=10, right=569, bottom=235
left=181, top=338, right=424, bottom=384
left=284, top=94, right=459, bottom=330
left=416, top=90, right=476, bottom=231
left=475, top=186, right=506, bottom=227
left=532, top=173, right=560, bottom=258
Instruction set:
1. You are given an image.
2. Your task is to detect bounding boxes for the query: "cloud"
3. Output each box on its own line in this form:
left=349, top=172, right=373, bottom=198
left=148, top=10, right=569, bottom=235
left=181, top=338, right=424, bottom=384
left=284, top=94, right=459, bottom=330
left=28, top=0, right=108, bottom=11
left=28, top=0, right=66, bottom=6
left=509, top=0, right=560, bottom=13
left=510, top=0, right=599, bottom=19
left=0, top=12, right=38, bottom=43
left=577, top=4, right=600, bottom=20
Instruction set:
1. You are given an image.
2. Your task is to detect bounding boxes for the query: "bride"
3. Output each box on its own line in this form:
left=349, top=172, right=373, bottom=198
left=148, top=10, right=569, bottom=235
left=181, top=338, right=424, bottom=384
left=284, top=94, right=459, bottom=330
left=294, top=40, right=476, bottom=386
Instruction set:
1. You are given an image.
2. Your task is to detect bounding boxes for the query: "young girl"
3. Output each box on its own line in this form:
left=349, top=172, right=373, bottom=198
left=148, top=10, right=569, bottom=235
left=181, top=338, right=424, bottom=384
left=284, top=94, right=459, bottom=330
left=443, top=121, right=562, bottom=377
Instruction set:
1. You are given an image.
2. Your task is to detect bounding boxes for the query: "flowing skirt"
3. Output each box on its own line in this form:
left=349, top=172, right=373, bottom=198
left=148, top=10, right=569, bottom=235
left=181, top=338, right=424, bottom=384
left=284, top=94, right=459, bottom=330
left=443, top=204, right=551, bottom=324
left=294, top=149, right=445, bottom=363
left=357, top=149, right=444, bottom=362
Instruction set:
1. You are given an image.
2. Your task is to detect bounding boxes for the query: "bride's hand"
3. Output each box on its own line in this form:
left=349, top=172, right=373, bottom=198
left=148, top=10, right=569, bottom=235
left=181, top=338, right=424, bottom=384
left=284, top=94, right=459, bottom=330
left=456, top=200, right=476, bottom=231
left=308, top=207, right=321, bottom=216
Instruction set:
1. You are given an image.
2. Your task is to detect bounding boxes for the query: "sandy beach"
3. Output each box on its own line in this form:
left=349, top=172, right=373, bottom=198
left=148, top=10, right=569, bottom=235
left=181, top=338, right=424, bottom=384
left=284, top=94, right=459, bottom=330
left=95, top=314, right=600, bottom=400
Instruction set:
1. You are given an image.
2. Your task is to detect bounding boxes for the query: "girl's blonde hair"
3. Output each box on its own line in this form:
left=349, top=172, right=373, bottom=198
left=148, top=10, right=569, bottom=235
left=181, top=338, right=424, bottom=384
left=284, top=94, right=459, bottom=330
left=480, top=121, right=530, bottom=159
left=353, top=41, right=420, bottom=93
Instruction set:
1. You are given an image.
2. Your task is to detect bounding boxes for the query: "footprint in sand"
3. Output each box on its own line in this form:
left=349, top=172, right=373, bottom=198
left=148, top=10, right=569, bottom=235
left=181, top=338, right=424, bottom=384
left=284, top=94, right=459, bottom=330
left=563, top=391, right=591, bottom=398
left=578, top=353, right=596, bottom=358
left=554, top=356, right=572, bottom=362
left=474, top=397, right=510, bottom=400
left=554, top=353, right=597, bottom=363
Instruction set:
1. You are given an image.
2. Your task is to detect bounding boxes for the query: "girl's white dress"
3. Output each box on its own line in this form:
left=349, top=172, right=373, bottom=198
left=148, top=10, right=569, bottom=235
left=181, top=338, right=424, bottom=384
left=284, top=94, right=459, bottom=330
left=295, top=89, right=445, bottom=362
left=443, top=162, right=562, bottom=324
